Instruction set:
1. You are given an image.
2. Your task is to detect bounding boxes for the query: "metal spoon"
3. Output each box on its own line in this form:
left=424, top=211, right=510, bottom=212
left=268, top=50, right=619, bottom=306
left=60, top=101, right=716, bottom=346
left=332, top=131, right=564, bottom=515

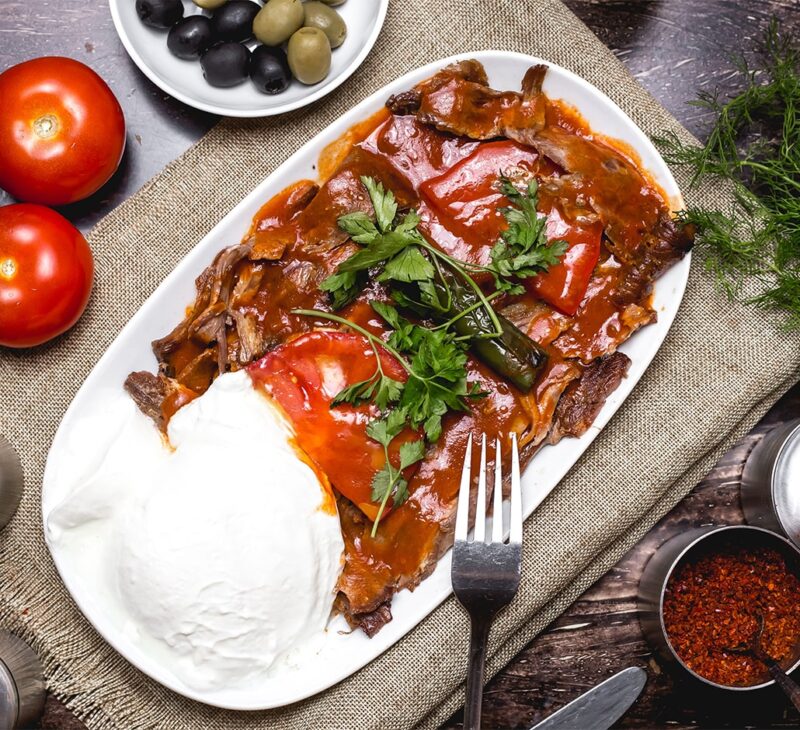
left=725, top=613, right=800, bottom=711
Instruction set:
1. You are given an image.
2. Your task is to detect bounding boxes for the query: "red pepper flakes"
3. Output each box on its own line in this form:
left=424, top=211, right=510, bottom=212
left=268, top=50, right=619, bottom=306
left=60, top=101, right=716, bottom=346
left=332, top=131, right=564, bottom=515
left=663, top=544, right=800, bottom=687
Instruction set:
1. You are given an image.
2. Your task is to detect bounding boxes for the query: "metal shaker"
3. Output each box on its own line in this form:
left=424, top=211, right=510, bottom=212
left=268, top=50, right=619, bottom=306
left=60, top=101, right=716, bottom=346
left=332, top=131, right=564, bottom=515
left=741, top=419, right=800, bottom=547
left=0, top=435, right=23, bottom=530
left=0, top=439, right=44, bottom=727
left=0, top=632, right=45, bottom=729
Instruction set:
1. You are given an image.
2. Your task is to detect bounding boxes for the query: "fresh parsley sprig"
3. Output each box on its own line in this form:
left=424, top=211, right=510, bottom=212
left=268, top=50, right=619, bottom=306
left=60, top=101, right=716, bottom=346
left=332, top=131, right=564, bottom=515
left=490, top=174, right=569, bottom=293
left=366, top=412, right=425, bottom=530
left=320, top=175, right=505, bottom=337
left=292, top=307, right=478, bottom=443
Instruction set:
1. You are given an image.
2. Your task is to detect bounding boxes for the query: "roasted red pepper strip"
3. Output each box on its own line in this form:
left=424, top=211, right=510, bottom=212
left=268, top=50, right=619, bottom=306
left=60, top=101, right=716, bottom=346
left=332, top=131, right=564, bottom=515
left=420, top=139, right=601, bottom=315
left=528, top=207, right=602, bottom=316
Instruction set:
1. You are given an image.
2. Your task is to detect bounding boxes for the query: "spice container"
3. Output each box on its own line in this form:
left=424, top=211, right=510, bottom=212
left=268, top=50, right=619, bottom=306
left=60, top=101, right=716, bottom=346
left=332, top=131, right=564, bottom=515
left=742, top=419, right=800, bottom=547
left=0, top=631, right=45, bottom=729
left=0, top=436, right=23, bottom=530
left=638, top=525, right=800, bottom=691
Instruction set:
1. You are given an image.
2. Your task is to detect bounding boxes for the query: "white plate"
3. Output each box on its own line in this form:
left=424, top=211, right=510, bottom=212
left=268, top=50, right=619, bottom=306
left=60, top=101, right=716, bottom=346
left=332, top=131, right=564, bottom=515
left=42, top=52, right=690, bottom=710
left=109, top=0, right=388, bottom=117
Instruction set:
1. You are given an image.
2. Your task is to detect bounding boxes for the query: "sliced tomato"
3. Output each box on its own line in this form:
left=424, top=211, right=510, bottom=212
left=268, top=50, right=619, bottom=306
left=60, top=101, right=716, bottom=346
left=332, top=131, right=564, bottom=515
left=249, top=331, right=421, bottom=521
left=528, top=208, right=602, bottom=316
left=420, top=139, right=601, bottom=316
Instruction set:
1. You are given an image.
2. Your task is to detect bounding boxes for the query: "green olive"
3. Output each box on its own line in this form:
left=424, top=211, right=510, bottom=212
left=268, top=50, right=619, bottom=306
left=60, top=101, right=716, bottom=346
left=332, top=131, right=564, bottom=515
left=302, top=2, right=346, bottom=49
left=287, top=27, right=331, bottom=85
left=193, top=0, right=228, bottom=8
left=317, top=0, right=345, bottom=5
left=253, top=0, right=304, bottom=46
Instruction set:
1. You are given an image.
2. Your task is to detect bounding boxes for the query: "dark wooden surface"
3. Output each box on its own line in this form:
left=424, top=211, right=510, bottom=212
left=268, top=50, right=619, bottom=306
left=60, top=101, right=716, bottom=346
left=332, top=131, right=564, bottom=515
left=1, top=0, right=798, bottom=728
left=446, top=383, right=800, bottom=730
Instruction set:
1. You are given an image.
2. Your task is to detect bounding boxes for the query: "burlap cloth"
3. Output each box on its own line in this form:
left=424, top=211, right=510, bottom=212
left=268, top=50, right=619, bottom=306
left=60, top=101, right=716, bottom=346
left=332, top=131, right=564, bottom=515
left=1, top=0, right=799, bottom=728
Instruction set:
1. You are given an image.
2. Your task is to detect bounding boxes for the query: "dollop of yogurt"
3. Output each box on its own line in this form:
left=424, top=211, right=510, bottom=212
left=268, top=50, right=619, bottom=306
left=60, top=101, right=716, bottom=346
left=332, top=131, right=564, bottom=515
left=46, top=370, right=344, bottom=692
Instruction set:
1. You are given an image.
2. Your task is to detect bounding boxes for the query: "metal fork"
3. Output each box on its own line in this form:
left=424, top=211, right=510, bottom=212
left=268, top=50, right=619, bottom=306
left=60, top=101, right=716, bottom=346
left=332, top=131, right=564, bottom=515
left=452, top=433, right=522, bottom=730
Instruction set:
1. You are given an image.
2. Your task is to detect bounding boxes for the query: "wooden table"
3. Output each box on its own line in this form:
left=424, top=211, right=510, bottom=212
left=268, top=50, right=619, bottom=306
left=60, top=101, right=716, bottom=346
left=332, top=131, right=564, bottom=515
left=1, top=1, right=797, bottom=728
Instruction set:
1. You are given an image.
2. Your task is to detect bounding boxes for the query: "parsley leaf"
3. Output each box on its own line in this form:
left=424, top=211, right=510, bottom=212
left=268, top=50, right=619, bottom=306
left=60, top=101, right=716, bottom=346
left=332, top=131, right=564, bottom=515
left=365, top=412, right=425, bottom=530
left=399, top=439, right=426, bottom=470
left=379, top=246, right=435, bottom=283
left=365, top=410, right=406, bottom=447
left=336, top=230, right=412, bottom=273
left=338, top=211, right=379, bottom=244
left=319, top=270, right=362, bottom=309
left=370, top=466, right=405, bottom=504
left=362, top=176, right=397, bottom=232
left=490, top=174, right=568, bottom=280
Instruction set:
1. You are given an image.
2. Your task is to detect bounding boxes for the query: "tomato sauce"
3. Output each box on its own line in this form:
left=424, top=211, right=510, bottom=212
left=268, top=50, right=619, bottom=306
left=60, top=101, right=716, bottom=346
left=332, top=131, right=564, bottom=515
left=154, top=69, right=687, bottom=626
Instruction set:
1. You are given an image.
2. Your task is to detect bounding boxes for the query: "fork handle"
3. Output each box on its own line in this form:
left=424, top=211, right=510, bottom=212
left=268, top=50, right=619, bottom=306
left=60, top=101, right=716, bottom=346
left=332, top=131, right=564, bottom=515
left=464, top=615, right=492, bottom=730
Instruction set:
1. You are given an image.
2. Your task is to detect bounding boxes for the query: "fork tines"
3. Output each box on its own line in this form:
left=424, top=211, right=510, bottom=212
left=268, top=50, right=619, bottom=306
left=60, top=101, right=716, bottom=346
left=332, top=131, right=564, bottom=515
left=454, top=433, right=522, bottom=545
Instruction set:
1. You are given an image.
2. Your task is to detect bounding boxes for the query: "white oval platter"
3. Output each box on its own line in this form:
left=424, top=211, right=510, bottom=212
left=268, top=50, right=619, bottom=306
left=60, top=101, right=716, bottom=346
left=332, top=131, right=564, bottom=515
left=43, top=51, right=690, bottom=710
left=109, top=0, right=389, bottom=117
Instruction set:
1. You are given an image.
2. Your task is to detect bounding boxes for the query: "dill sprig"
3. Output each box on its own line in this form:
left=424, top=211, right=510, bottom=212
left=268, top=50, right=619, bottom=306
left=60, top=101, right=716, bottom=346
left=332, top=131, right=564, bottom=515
left=657, top=20, right=800, bottom=328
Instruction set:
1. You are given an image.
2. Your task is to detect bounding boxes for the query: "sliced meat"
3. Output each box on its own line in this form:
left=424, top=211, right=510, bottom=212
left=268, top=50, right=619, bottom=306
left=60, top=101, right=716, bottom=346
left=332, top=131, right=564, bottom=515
left=384, top=90, right=421, bottom=116
left=351, top=602, right=393, bottom=638
left=518, top=354, right=583, bottom=448
left=230, top=310, right=264, bottom=365
left=247, top=229, right=292, bottom=261
left=385, top=59, right=489, bottom=115
left=549, top=351, right=631, bottom=443
left=549, top=254, right=658, bottom=364
left=358, top=115, right=480, bottom=190
left=124, top=371, right=166, bottom=428
left=529, top=125, right=694, bottom=265
left=124, top=371, right=197, bottom=431
left=389, top=60, right=547, bottom=142
left=251, top=180, right=319, bottom=234
left=174, top=348, right=217, bottom=392
left=152, top=241, right=254, bottom=380
left=614, top=215, right=695, bottom=303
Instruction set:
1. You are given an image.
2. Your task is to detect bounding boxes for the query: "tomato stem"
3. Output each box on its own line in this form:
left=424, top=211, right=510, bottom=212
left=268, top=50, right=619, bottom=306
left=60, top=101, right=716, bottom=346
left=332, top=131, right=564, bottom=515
left=33, top=114, right=59, bottom=140
left=0, top=257, right=17, bottom=281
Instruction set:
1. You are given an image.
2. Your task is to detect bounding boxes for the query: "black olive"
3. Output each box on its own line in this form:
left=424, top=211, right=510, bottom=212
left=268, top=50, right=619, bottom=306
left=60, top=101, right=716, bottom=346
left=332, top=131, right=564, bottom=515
left=136, top=0, right=184, bottom=29
left=167, top=16, right=214, bottom=60
left=200, top=42, right=251, bottom=87
left=249, top=45, right=292, bottom=95
left=211, top=1, right=260, bottom=43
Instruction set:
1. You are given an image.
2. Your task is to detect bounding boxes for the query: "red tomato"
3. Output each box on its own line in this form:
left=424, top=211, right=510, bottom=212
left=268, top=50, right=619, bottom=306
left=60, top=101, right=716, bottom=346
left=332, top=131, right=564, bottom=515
left=421, top=139, right=601, bottom=316
left=249, top=331, right=421, bottom=521
left=0, top=204, right=94, bottom=348
left=0, top=57, right=126, bottom=206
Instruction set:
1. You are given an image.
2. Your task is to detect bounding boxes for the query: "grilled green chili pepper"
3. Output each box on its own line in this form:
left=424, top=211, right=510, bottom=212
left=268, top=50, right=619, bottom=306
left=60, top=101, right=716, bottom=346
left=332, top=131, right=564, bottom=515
left=432, top=263, right=547, bottom=392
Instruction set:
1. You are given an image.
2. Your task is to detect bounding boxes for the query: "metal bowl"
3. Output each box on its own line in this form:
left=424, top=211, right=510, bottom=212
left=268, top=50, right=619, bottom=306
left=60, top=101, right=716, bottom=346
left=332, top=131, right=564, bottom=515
left=741, top=419, right=800, bottom=547
left=0, top=631, right=45, bottom=729
left=638, top=524, right=800, bottom=691
left=0, top=436, right=23, bottom=531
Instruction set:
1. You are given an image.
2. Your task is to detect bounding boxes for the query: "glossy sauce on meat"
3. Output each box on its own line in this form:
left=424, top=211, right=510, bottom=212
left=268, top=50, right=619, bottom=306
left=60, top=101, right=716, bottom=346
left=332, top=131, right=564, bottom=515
left=149, top=64, right=691, bottom=630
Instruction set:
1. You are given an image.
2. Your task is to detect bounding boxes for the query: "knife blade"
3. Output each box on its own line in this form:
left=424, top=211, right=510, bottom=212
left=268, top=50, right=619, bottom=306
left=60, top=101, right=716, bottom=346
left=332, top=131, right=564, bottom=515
left=529, top=666, right=647, bottom=730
